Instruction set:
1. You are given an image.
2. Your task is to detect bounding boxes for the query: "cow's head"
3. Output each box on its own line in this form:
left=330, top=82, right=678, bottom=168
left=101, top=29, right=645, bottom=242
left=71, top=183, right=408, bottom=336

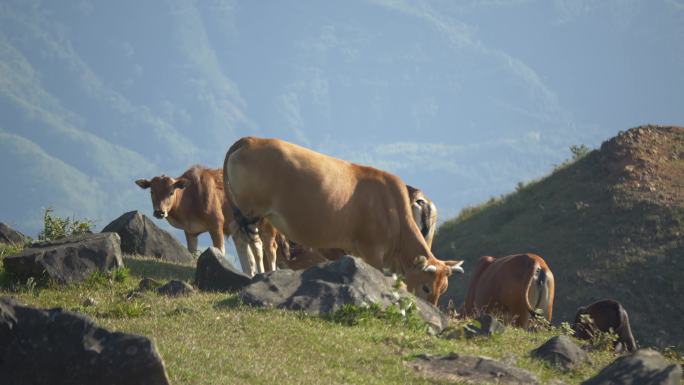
left=135, top=175, right=190, bottom=219
left=405, top=256, right=464, bottom=305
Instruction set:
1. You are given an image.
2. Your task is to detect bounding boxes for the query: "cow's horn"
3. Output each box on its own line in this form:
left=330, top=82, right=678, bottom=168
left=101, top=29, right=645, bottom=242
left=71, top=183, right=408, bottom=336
left=423, top=264, right=437, bottom=273
left=446, top=260, right=465, bottom=274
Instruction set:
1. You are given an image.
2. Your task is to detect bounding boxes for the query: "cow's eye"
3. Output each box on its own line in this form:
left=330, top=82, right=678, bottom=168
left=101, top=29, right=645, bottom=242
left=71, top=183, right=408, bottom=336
left=422, top=284, right=431, bottom=294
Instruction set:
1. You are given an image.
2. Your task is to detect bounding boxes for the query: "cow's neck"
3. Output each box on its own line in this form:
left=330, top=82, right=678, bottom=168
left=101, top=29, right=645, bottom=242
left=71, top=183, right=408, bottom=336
left=392, top=217, right=434, bottom=274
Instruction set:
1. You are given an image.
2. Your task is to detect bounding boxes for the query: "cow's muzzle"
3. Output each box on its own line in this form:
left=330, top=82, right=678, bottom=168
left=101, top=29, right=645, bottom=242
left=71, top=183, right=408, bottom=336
left=153, top=210, right=166, bottom=219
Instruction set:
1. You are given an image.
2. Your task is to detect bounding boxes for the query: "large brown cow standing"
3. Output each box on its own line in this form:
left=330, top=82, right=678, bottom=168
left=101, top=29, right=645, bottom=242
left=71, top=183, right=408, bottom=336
left=223, top=137, right=464, bottom=305
left=572, top=299, right=637, bottom=352
left=462, top=253, right=555, bottom=327
left=135, top=165, right=277, bottom=276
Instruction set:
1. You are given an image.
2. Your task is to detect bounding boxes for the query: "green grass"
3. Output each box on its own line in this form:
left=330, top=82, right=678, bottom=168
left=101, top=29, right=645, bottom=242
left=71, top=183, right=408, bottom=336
left=2, top=254, right=675, bottom=385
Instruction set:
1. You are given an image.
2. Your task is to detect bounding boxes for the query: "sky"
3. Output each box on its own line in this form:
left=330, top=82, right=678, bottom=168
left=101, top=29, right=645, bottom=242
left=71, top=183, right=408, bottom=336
left=1, top=0, right=683, bottom=256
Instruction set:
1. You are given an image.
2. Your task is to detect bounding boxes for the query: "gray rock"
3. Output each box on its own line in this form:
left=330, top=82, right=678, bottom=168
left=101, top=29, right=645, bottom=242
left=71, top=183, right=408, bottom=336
left=582, top=349, right=682, bottom=385
left=465, top=314, right=506, bottom=338
left=408, top=352, right=539, bottom=385
left=101, top=211, right=193, bottom=263
left=156, top=280, right=194, bottom=296
left=0, top=222, right=27, bottom=245
left=3, top=233, right=123, bottom=284
left=0, top=296, right=170, bottom=385
left=240, top=255, right=449, bottom=333
left=195, top=247, right=251, bottom=292
left=531, top=335, right=591, bottom=370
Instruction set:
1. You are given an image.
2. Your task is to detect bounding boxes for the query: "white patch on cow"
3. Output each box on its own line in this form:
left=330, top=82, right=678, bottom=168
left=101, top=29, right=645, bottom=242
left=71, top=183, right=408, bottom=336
left=423, top=265, right=437, bottom=273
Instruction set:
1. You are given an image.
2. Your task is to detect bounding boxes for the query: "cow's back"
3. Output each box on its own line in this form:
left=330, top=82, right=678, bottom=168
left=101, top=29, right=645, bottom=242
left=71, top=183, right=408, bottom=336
left=224, top=137, right=407, bottom=253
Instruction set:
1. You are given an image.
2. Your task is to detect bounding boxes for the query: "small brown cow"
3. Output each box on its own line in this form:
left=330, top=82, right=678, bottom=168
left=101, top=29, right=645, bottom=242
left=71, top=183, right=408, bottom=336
left=572, top=299, right=637, bottom=352
left=462, top=253, right=555, bottom=327
left=135, top=165, right=276, bottom=276
left=224, top=137, right=464, bottom=305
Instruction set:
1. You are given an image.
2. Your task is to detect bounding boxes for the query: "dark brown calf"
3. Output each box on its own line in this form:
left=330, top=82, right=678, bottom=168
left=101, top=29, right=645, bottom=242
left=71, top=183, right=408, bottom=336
left=572, top=299, right=637, bottom=352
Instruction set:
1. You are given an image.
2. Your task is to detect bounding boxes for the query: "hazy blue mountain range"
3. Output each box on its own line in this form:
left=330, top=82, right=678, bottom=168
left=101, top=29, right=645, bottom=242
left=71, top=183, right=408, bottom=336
left=2, top=0, right=683, bottom=246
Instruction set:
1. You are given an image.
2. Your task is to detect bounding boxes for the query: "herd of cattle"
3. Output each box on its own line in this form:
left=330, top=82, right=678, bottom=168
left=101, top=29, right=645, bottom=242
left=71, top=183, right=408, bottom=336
left=136, top=136, right=637, bottom=353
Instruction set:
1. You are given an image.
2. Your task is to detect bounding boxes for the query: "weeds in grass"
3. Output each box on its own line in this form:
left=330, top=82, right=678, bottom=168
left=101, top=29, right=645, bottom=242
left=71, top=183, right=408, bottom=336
left=103, top=300, right=150, bottom=318
left=85, top=268, right=130, bottom=287
left=327, top=298, right=427, bottom=332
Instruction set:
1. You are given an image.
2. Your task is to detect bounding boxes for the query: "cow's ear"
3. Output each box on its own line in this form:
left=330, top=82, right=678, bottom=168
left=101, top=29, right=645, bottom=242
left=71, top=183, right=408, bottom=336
left=135, top=179, right=151, bottom=189
left=413, top=255, right=428, bottom=268
left=174, top=178, right=191, bottom=189
left=445, top=260, right=464, bottom=274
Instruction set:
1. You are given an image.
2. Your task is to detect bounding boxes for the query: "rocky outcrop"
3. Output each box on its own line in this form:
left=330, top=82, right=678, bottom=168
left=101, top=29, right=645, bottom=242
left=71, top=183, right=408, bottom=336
left=195, top=247, right=251, bottom=292
left=408, top=353, right=539, bottom=385
left=240, top=255, right=449, bottom=334
left=582, top=349, right=682, bottom=385
left=0, top=222, right=27, bottom=245
left=2, top=233, right=123, bottom=284
left=101, top=211, right=193, bottom=263
left=0, top=297, right=170, bottom=385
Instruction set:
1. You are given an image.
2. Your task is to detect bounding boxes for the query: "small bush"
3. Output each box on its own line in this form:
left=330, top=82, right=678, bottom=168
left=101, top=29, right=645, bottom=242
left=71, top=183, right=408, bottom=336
left=570, top=144, right=590, bottom=161
left=38, top=207, right=94, bottom=241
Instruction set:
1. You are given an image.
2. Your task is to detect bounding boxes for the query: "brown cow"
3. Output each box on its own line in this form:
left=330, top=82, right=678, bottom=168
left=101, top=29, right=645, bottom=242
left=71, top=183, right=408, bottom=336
left=279, top=185, right=438, bottom=270
left=223, top=137, right=464, bottom=305
left=572, top=299, right=637, bottom=352
left=135, top=165, right=275, bottom=276
left=462, top=253, right=555, bottom=327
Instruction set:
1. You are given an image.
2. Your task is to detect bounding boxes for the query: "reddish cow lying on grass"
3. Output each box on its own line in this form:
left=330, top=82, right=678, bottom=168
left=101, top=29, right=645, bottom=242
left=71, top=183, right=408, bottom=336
left=136, top=165, right=276, bottom=276
left=572, top=299, right=637, bottom=352
left=223, top=136, right=464, bottom=305
left=462, top=253, right=555, bottom=327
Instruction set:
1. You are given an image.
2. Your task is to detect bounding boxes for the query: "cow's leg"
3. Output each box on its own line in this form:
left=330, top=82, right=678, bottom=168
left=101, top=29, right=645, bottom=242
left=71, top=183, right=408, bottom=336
left=230, top=222, right=258, bottom=276
left=259, top=222, right=277, bottom=272
left=248, top=226, right=265, bottom=274
left=185, top=231, right=199, bottom=255
left=209, top=226, right=226, bottom=255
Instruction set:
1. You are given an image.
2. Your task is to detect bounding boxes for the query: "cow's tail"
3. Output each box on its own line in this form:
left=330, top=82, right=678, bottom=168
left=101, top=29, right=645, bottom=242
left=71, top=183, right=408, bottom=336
left=525, top=261, right=549, bottom=320
left=223, top=137, right=260, bottom=240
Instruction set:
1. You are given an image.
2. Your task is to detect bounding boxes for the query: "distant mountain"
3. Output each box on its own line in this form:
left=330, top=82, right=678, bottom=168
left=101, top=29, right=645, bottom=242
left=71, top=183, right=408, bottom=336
left=434, top=125, right=684, bottom=349
left=2, top=0, right=682, bottom=239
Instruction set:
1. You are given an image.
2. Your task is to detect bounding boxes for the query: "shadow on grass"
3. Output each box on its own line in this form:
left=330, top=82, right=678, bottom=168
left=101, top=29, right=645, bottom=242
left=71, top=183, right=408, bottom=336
left=124, top=256, right=196, bottom=282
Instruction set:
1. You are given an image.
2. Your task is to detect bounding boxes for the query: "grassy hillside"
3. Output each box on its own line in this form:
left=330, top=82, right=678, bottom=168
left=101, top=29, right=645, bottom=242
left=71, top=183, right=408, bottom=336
left=434, top=125, right=684, bottom=350
left=2, top=251, right=664, bottom=385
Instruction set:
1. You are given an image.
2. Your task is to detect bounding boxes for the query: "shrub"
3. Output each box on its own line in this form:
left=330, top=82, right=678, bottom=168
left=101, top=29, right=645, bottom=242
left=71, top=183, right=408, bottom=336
left=570, top=144, right=590, bottom=161
left=38, top=207, right=94, bottom=241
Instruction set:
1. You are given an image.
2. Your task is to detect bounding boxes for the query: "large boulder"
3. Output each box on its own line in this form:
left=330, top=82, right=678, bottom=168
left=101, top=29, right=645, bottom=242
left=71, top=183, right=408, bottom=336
left=3, top=233, right=123, bottom=284
left=195, top=247, right=251, bottom=292
left=0, top=297, right=170, bottom=385
left=101, top=211, right=193, bottom=263
left=531, top=335, right=591, bottom=370
left=0, top=222, right=27, bottom=245
left=240, top=255, right=449, bottom=333
left=582, top=349, right=682, bottom=385
left=408, top=353, right=540, bottom=385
